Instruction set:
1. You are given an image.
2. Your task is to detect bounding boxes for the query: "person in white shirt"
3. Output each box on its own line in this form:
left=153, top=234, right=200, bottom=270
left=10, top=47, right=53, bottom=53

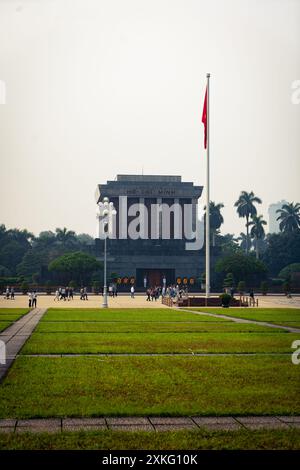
left=32, top=291, right=37, bottom=308
left=28, top=291, right=32, bottom=308
left=130, top=285, right=135, bottom=298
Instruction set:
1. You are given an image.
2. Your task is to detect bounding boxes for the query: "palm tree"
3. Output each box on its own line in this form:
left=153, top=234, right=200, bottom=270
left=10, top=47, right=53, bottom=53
left=276, top=202, right=300, bottom=233
left=237, top=232, right=249, bottom=251
left=248, top=215, right=267, bottom=258
left=234, top=191, right=262, bottom=254
left=204, top=201, right=224, bottom=247
left=55, top=227, right=76, bottom=244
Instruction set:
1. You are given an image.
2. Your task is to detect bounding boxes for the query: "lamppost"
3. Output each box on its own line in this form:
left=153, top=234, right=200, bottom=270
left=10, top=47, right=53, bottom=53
left=98, top=197, right=116, bottom=308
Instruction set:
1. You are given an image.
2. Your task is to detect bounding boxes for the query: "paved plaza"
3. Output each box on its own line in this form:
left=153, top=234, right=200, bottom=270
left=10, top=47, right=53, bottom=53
left=1, top=294, right=299, bottom=310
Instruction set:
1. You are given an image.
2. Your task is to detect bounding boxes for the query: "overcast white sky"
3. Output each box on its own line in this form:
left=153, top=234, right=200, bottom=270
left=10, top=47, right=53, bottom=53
left=0, top=0, right=299, bottom=237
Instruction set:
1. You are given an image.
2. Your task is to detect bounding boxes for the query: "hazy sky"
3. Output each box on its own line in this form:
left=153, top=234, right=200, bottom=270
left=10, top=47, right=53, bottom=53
left=0, top=0, right=299, bottom=238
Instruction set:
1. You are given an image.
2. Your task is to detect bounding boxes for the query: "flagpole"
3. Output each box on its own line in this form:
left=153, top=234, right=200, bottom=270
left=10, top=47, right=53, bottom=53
left=205, top=73, right=210, bottom=298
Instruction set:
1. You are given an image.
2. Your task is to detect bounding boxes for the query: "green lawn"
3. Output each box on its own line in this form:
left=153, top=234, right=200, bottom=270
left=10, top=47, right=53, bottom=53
left=189, top=308, right=300, bottom=328
left=1, top=306, right=299, bottom=450
left=1, top=429, right=300, bottom=450
left=36, top=320, right=282, bottom=333
left=0, top=355, right=298, bottom=418
left=21, top=331, right=297, bottom=354
left=0, top=321, right=11, bottom=332
left=42, top=308, right=229, bottom=322
left=0, top=309, right=29, bottom=332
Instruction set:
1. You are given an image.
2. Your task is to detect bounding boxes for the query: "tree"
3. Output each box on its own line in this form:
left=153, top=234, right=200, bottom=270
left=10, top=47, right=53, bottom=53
left=278, top=263, right=300, bottom=280
left=55, top=227, right=76, bottom=245
left=17, top=250, right=43, bottom=282
left=223, top=272, right=235, bottom=289
left=204, top=201, right=224, bottom=247
left=260, top=280, right=268, bottom=295
left=36, top=231, right=56, bottom=247
left=216, top=233, right=240, bottom=254
left=0, top=224, right=96, bottom=282
left=215, top=252, right=267, bottom=287
left=263, top=231, right=300, bottom=277
left=248, top=215, right=267, bottom=259
left=0, top=265, right=11, bottom=277
left=237, top=232, right=249, bottom=252
left=234, top=191, right=262, bottom=254
left=0, top=240, right=28, bottom=274
left=0, top=226, right=33, bottom=274
left=76, top=233, right=94, bottom=245
left=48, top=252, right=101, bottom=285
left=276, top=202, right=300, bottom=233
left=237, top=281, right=246, bottom=294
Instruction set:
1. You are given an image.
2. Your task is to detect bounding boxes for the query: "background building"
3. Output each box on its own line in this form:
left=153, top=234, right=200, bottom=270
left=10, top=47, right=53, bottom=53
left=95, top=175, right=204, bottom=288
left=268, top=200, right=288, bottom=233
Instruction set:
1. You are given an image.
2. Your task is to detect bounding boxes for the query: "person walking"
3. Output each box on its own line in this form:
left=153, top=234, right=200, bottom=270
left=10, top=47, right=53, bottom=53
left=54, top=289, right=60, bottom=301
left=28, top=291, right=32, bottom=308
left=84, top=287, right=88, bottom=300
left=146, top=288, right=151, bottom=301
left=32, top=291, right=37, bottom=308
left=80, top=287, right=84, bottom=300
left=10, top=287, right=15, bottom=300
left=112, top=284, right=116, bottom=298
left=61, top=287, right=66, bottom=301
left=130, top=285, right=135, bottom=299
left=69, top=287, right=73, bottom=300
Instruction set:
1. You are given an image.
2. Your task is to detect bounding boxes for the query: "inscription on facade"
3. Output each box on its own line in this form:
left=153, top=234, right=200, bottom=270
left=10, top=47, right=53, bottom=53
left=126, top=188, right=176, bottom=196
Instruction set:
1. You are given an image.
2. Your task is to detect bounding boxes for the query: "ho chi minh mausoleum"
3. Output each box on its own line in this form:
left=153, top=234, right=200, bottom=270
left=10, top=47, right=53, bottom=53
left=95, top=175, right=205, bottom=288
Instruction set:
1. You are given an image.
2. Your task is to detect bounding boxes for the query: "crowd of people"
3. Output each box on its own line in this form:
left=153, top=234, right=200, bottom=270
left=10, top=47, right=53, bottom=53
left=143, top=284, right=188, bottom=301
left=53, top=286, right=91, bottom=301
left=54, top=286, right=74, bottom=301
left=3, top=283, right=189, bottom=304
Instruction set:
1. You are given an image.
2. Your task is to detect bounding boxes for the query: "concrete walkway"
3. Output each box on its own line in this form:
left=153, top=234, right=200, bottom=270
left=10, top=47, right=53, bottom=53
left=19, top=352, right=291, bottom=357
left=178, top=308, right=300, bottom=333
left=0, top=416, right=299, bottom=434
left=0, top=308, right=47, bottom=382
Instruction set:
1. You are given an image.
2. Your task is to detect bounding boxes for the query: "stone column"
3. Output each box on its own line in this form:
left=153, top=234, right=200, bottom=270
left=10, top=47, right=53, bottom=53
left=139, top=197, right=148, bottom=239
left=173, top=197, right=183, bottom=239
left=157, top=198, right=162, bottom=239
left=192, top=198, right=197, bottom=232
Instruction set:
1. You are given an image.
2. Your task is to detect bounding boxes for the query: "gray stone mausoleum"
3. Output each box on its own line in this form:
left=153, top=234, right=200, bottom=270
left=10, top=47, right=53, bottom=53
left=95, top=175, right=205, bottom=288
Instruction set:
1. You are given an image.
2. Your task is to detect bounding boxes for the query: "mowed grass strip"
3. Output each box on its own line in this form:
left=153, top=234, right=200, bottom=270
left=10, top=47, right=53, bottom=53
left=0, top=309, right=29, bottom=332
left=0, top=356, right=298, bottom=417
left=1, top=429, right=300, bottom=450
left=36, top=321, right=283, bottom=334
left=42, top=308, right=230, bottom=323
left=21, top=331, right=298, bottom=354
left=269, top=322, right=300, bottom=329
left=189, top=308, right=300, bottom=328
left=0, top=308, right=29, bottom=320
left=0, top=321, right=12, bottom=332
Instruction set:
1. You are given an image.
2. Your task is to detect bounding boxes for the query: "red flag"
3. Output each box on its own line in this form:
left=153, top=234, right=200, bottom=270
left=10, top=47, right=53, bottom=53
left=202, top=87, right=207, bottom=149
